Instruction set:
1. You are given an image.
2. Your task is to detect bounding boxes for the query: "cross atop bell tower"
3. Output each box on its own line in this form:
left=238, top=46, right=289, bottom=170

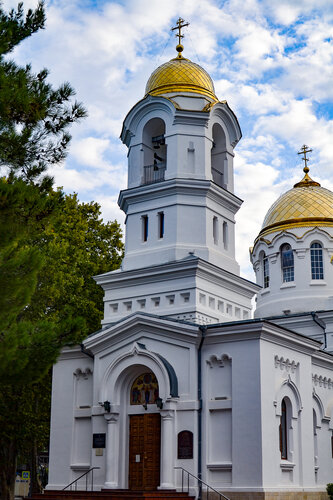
left=171, top=17, right=189, bottom=57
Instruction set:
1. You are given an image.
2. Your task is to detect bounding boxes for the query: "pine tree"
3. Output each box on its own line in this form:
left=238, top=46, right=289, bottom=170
left=0, top=3, right=92, bottom=499
left=0, top=1, right=86, bottom=186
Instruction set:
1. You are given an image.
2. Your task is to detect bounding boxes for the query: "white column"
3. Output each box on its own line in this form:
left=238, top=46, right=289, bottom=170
left=104, top=412, right=120, bottom=488
left=160, top=410, right=175, bottom=489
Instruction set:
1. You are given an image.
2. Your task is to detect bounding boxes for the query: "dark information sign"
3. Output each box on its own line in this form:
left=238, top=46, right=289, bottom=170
left=93, top=433, right=106, bottom=448
left=177, top=430, right=193, bottom=459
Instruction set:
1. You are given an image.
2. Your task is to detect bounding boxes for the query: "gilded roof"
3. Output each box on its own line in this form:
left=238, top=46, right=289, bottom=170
left=145, top=56, right=218, bottom=101
left=259, top=183, right=333, bottom=238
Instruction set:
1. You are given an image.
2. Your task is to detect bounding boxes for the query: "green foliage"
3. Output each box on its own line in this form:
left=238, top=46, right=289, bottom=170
left=23, top=192, right=124, bottom=342
left=0, top=3, right=103, bottom=498
left=0, top=184, right=123, bottom=496
left=327, top=483, right=333, bottom=499
left=0, top=1, right=86, bottom=186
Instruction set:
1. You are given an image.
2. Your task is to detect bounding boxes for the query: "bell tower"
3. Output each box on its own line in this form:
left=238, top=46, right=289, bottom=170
left=96, top=21, right=259, bottom=325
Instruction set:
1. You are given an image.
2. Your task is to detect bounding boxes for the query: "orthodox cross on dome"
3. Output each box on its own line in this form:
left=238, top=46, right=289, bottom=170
left=298, top=144, right=312, bottom=173
left=294, top=144, right=320, bottom=188
left=171, top=17, right=189, bottom=57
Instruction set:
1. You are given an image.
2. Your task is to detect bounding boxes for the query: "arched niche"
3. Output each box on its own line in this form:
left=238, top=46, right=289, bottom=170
left=142, top=118, right=166, bottom=185
left=211, top=123, right=227, bottom=189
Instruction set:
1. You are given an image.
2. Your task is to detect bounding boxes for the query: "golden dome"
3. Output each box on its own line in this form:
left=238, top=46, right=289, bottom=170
left=259, top=171, right=333, bottom=239
left=145, top=56, right=218, bottom=101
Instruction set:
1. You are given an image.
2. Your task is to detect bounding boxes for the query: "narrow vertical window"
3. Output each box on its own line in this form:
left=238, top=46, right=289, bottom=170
left=213, top=216, right=218, bottom=245
left=281, top=244, right=294, bottom=282
left=142, top=215, right=148, bottom=242
left=313, top=409, right=318, bottom=465
left=311, top=242, right=323, bottom=280
left=263, top=255, right=269, bottom=288
left=280, top=399, right=288, bottom=459
left=223, top=221, right=228, bottom=250
left=158, top=212, right=164, bottom=239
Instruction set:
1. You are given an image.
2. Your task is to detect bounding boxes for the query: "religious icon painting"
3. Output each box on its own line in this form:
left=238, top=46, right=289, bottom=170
left=130, top=372, right=159, bottom=405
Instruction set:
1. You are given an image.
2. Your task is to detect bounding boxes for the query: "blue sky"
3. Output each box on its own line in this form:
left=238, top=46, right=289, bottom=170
left=3, top=0, right=333, bottom=280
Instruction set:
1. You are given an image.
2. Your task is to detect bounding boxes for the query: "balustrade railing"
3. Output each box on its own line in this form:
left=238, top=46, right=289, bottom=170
left=142, top=163, right=166, bottom=185
left=211, top=167, right=225, bottom=188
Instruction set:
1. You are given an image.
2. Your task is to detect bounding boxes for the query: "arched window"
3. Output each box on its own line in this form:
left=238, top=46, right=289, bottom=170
left=279, top=398, right=288, bottom=459
left=223, top=221, right=228, bottom=250
left=263, top=253, right=269, bottom=288
left=281, top=244, right=294, bottom=282
left=311, top=242, right=324, bottom=280
left=211, top=123, right=227, bottom=188
left=213, top=216, right=218, bottom=244
left=313, top=409, right=318, bottom=466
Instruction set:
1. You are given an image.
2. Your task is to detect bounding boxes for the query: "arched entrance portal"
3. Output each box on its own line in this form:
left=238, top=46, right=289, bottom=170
left=128, top=372, right=161, bottom=490
left=100, top=343, right=178, bottom=491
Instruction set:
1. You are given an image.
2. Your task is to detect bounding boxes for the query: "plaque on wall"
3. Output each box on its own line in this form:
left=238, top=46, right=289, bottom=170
left=93, top=433, right=106, bottom=448
left=177, top=430, right=193, bottom=459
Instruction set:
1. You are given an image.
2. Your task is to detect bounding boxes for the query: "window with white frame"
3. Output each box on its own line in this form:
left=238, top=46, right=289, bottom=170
left=263, top=254, right=270, bottom=288
left=281, top=244, right=294, bottom=282
left=279, top=398, right=288, bottom=459
left=310, top=242, right=324, bottom=280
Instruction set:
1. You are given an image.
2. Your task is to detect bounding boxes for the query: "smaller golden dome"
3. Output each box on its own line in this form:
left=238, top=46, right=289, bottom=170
left=145, top=56, right=218, bottom=101
left=258, top=169, right=333, bottom=239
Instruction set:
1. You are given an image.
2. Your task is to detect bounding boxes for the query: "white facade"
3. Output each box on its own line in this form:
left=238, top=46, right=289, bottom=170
left=48, top=50, right=333, bottom=500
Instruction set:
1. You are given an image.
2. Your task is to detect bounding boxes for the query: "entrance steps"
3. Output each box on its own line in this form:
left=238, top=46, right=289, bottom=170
left=33, top=490, right=195, bottom=500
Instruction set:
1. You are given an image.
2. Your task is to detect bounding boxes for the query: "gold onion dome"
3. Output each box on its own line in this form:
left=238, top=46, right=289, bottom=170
left=258, top=161, right=333, bottom=239
left=145, top=56, right=218, bottom=101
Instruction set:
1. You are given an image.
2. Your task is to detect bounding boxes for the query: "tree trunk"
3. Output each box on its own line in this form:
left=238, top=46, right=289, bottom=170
left=0, top=439, right=17, bottom=500
left=28, top=439, right=42, bottom=495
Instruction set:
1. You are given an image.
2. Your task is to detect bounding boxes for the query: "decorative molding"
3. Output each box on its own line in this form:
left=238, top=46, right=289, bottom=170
left=312, top=374, right=333, bottom=389
left=295, top=249, right=306, bottom=259
left=104, top=412, right=119, bottom=423
left=280, top=461, right=295, bottom=471
left=207, top=353, right=231, bottom=368
left=207, top=463, right=232, bottom=471
left=274, top=356, right=299, bottom=373
left=160, top=409, right=175, bottom=420
left=73, top=367, right=93, bottom=379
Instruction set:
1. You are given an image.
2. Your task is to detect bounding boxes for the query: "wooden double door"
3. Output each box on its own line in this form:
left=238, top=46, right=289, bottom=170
left=128, top=414, right=161, bottom=490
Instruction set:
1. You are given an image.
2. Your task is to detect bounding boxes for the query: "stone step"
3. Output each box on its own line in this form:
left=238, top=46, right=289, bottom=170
left=33, top=491, right=195, bottom=500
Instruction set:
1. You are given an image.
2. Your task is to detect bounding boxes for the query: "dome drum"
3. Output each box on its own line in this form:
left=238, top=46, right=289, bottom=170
left=251, top=166, right=333, bottom=317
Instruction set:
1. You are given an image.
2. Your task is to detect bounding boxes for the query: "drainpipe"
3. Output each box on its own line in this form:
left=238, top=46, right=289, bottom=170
left=198, top=325, right=207, bottom=500
left=311, top=312, right=327, bottom=349
left=80, top=343, right=94, bottom=359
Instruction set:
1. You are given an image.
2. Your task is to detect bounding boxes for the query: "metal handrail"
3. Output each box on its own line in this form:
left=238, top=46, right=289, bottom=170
left=63, top=467, right=100, bottom=491
left=174, top=466, right=230, bottom=500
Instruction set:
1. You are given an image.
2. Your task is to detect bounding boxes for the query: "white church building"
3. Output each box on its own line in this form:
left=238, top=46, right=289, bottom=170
left=48, top=23, right=333, bottom=500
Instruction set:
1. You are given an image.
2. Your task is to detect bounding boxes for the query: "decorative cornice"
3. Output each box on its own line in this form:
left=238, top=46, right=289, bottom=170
left=207, top=353, right=231, bottom=368
left=274, top=356, right=299, bottom=373
left=73, top=367, right=93, bottom=378
left=312, top=374, right=333, bottom=389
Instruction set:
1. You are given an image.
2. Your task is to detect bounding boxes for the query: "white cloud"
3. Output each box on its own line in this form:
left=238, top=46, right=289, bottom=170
left=2, top=0, right=333, bottom=283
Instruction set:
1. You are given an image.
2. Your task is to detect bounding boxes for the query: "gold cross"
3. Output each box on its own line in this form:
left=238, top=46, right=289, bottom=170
left=298, top=144, right=312, bottom=172
left=171, top=17, right=189, bottom=46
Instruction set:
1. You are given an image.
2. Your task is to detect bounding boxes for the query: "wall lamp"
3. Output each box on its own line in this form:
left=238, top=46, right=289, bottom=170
left=155, top=397, right=163, bottom=410
left=98, top=400, right=111, bottom=412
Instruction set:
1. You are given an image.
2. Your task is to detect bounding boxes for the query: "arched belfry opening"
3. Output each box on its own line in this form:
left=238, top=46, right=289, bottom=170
left=142, top=118, right=166, bottom=185
left=211, top=123, right=227, bottom=189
